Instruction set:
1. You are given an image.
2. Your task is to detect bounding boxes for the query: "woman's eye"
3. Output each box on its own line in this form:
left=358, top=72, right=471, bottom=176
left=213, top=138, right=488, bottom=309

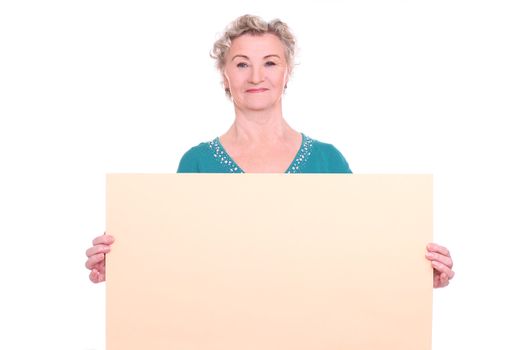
left=237, top=62, right=248, bottom=68
left=265, top=61, right=276, bottom=66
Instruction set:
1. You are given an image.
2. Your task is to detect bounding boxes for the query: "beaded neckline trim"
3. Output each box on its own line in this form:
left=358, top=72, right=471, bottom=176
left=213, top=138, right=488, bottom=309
left=208, top=133, right=313, bottom=173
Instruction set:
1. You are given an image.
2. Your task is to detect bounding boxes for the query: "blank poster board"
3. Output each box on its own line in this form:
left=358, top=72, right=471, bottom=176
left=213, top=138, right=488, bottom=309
left=106, top=174, right=433, bottom=350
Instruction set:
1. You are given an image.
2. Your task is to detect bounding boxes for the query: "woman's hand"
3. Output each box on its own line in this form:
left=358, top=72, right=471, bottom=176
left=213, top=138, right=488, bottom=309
left=85, top=234, right=115, bottom=283
left=426, top=242, right=454, bottom=288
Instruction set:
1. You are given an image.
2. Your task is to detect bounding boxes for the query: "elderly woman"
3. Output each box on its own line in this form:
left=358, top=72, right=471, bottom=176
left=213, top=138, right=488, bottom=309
left=85, top=15, right=454, bottom=288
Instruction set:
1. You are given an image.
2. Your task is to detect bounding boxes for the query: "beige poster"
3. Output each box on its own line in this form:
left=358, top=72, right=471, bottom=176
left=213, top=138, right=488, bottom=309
left=106, top=174, right=433, bottom=350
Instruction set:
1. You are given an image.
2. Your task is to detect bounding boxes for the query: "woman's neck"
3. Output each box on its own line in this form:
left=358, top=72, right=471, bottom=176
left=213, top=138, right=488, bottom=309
left=222, top=105, right=297, bottom=145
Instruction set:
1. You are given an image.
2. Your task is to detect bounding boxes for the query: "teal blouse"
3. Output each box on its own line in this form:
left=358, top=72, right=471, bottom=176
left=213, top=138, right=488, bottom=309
left=177, top=133, right=351, bottom=174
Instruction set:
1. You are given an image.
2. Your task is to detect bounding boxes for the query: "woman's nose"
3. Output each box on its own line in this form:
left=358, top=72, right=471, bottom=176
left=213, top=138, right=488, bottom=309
left=249, top=65, right=264, bottom=84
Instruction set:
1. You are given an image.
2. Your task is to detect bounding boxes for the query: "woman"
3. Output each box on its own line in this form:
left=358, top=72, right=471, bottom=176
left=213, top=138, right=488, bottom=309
left=85, top=15, right=454, bottom=288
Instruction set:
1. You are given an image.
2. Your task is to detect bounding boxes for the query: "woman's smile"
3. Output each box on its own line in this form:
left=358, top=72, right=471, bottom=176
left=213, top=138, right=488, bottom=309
left=246, top=88, right=269, bottom=93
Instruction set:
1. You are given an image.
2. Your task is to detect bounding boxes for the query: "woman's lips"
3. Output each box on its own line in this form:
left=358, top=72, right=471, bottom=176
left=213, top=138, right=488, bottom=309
left=246, top=88, right=268, bottom=93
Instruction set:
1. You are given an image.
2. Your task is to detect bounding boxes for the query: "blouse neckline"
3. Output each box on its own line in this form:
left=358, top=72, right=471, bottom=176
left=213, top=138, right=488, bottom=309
left=208, top=133, right=313, bottom=173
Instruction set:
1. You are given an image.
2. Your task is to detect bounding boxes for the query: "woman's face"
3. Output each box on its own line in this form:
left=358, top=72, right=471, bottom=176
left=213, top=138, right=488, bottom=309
left=223, top=33, right=289, bottom=112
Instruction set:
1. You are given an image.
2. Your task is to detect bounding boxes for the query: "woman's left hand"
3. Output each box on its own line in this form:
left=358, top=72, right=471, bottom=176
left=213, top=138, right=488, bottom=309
left=425, top=243, right=454, bottom=288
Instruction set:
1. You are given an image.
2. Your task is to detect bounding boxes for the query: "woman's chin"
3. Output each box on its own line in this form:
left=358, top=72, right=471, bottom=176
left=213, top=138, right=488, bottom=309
left=236, top=98, right=282, bottom=112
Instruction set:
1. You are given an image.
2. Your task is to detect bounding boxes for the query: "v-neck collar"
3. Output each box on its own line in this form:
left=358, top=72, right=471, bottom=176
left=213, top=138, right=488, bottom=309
left=209, top=133, right=313, bottom=173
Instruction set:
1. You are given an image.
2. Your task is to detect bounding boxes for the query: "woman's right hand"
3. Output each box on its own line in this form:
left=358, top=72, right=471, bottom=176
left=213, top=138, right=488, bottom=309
left=85, top=234, right=115, bottom=283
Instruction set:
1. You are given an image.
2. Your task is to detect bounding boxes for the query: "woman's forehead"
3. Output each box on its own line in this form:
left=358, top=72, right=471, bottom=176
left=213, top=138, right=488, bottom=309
left=228, top=33, right=285, bottom=59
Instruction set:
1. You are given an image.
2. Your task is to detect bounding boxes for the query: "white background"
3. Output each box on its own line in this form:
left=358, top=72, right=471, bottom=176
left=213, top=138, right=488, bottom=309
left=1, top=1, right=524, bottom=349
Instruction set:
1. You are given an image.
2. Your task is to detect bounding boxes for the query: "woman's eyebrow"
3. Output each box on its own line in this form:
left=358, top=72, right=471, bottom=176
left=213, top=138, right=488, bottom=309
left=231, top=54, right=281, bottom=61
left=231, top=55, right=249, bottom=61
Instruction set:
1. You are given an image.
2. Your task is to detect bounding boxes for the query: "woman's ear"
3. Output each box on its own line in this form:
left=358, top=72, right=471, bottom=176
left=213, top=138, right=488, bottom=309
left=222, top=74, right=231, bottom=95
left=222, top=74, right=229, bottom=89
left=285, top=66, right=292, bottom=87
